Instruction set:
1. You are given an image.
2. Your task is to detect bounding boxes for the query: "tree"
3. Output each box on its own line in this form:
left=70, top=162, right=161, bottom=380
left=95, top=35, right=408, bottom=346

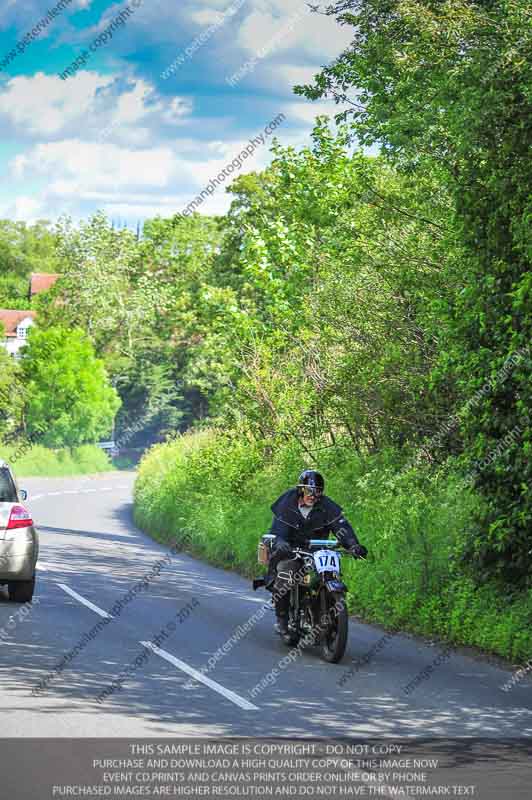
left=0, top=344, right=22, bottom=443
left=200, top=121, right=459, bottom=461
left=19, top=326, right=121, bottom=448
left=37, top=213, right=171, bottom=442
left=0, top=220, right=62, bottom=307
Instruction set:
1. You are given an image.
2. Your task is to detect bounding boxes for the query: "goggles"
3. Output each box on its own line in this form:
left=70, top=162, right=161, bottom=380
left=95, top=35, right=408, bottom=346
left=299, top=484, right=323, bottom=497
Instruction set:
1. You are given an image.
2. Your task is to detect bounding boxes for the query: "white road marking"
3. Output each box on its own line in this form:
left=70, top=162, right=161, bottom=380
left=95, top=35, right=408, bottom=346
left=27, top=484, right=132, bottom=502
left=57, top=584, right=113, bottom=619
left=141, top=642, right=259, bottom=711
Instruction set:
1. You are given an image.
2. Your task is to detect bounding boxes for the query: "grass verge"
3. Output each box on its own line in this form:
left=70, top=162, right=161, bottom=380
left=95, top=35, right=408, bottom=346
left=0, top=443, right=114, bottom=477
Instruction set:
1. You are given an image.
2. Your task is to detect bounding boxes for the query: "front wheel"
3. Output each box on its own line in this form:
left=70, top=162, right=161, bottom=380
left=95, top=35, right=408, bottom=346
left=319, top=591, right=348, bottom=663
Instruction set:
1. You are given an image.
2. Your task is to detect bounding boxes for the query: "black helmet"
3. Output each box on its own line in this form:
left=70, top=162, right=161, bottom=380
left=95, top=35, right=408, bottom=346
left=297, top=469, right=325, bottom=498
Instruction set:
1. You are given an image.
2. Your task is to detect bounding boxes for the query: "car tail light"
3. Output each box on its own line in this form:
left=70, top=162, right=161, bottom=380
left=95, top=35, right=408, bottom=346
left=7, top=505, right=33, bottom=530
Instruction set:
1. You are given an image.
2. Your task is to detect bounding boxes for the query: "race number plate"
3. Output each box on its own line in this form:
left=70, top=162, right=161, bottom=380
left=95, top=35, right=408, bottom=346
left=313, top=549, right=340, bottom=574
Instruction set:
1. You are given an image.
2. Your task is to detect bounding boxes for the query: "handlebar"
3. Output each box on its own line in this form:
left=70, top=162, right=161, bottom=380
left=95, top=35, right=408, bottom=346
left=262, top=534, right=367, bottom=560
left=262, top=534, right=341, bottom=549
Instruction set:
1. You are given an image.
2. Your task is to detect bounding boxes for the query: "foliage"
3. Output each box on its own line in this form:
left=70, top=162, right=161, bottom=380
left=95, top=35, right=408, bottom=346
left=134, top=430, right=532, bottom=662
left=205, top=122, right=463, bottom=459
left=0, top=219, right=62, bottom=307
left=0, top=345, right=22, bottom=441
left=37, top=212, right=224, bottom=444
left=19, top=325, right=121, bottom=448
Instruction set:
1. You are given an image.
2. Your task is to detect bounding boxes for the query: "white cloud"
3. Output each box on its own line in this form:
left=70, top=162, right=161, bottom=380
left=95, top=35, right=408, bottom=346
left=6, top=122, right=287, bottom=222
left=103, top=189, right=233, bottom=219
left=235, top=2, right=352, bottom=60
left=101, top=200, right=188, bottom=219
left=7, top=195, right=44, bottom=223
left=112, top=80, right=156, bottom=126
left=284, top=99, right=340, bottom=126
left=161, top=96, right=193, bottom=125
left=109, top=81, right=191, bottom=129
left=234, top=6, right=311, bottom=65
left=0, top=71, right=192, bottom=140
left=0, top=71, right=105, bottom=135
left=13, top=139, right=179, bottom=191
left=189, top=9, right=226, bottom=26
left=276, top=63, right=323, bottom=88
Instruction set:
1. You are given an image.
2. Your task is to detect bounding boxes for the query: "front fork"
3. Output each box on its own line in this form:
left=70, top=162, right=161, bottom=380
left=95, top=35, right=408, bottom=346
left=290, top=583, right=327, bottom=638
left=319, top=585, right=330, bottom=640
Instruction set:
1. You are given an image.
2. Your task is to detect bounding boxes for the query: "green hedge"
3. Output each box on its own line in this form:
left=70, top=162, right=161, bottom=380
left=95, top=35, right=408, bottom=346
left=0, top=444, right=114, bottom=477
left=134, top=430, right=532, bottom=663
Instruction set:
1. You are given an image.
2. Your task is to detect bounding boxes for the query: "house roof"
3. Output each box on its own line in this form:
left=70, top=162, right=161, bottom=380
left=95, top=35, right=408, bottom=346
left=0, top=309, right=36, bottom=337
left=29, top=273, right=60, bottom=297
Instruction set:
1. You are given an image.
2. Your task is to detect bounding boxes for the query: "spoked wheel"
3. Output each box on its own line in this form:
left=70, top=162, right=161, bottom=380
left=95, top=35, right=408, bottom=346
left=319, top=591, right=348, bottom=663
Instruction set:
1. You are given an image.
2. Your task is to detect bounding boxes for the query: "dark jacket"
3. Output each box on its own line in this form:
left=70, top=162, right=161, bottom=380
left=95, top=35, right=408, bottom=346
left=268, top=488, right=359, bottom=550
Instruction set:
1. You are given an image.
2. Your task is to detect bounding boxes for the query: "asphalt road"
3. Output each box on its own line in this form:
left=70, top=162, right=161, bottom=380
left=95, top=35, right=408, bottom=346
left=1, top=472, right=531, bottom=738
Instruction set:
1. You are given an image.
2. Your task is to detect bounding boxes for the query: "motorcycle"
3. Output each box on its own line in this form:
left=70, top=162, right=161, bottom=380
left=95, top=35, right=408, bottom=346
left=254, top=534, right=359, bottom=663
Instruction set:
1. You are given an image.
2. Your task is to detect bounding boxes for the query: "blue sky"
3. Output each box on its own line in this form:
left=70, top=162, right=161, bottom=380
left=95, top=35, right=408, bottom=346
left=0, top=0, right=353, bottom=224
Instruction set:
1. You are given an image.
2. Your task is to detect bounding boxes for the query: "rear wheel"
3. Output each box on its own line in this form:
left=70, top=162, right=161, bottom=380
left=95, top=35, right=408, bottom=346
left=8, top=576, right=35, bottom=603
left=319, top=591, right=348, bottom=663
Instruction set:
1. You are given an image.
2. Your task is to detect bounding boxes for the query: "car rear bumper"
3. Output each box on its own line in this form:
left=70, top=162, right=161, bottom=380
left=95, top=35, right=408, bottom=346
left=0, top=528, right=38, bottom=581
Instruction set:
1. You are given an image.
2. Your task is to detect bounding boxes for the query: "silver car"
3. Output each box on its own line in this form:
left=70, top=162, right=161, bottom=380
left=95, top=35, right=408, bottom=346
left=0, top=460, right=38, bottom=602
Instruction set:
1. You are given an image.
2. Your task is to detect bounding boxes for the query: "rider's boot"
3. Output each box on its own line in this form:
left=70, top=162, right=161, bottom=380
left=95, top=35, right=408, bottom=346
left=275, top=613, right=289, bottom=636
left=274, top=592, right=290, bottom=636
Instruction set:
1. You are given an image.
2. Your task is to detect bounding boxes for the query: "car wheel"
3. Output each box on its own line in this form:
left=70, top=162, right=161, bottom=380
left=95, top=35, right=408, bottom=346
left=8, top=576, right=35, bottom=603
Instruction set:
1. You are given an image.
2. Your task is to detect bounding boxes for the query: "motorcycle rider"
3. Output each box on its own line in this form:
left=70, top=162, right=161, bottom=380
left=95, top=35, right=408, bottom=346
left=265, top=469, right=367, bottom=635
